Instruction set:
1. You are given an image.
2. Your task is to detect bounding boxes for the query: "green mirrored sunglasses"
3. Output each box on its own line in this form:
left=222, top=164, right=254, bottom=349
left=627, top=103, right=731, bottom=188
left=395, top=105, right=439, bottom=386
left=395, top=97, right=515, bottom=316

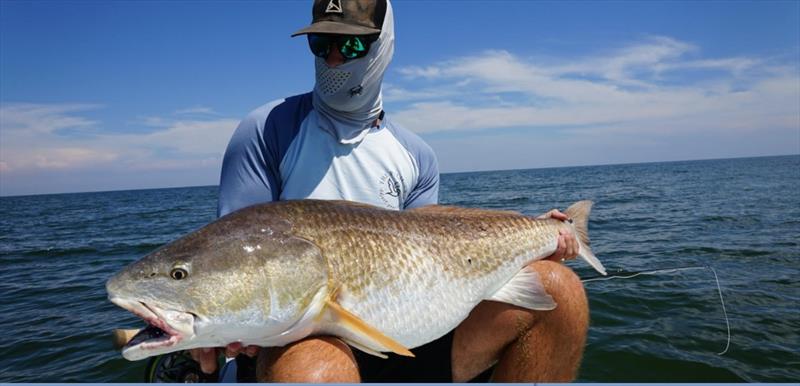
left=307, top=34, right=378, bottom=60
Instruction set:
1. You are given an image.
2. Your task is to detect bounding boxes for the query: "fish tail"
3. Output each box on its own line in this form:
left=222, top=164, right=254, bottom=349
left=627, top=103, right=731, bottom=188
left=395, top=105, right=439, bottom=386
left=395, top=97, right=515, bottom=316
left=564, top=200, right=607, bottom=275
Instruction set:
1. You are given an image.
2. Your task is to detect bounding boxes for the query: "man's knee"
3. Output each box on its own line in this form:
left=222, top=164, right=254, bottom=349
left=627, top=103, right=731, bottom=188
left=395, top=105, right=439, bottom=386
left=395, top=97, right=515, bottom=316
left=487, top=261, right=588, bottom=382
left=256, top=336, right=360, bottom=382
left=532, top=260, right=586, bottom=303
left=529, top=260, right=588, bottom=332
left=451, top=262, right=588, bottom=381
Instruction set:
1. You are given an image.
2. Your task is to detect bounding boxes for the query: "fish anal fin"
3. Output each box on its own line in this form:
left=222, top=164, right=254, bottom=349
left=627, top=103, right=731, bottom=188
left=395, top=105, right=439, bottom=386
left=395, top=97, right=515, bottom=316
left=488, top=265, right=557, bottom=311
left=323, top=298, right=414, bottom=358
left=342, top=338, right=388, bottom=359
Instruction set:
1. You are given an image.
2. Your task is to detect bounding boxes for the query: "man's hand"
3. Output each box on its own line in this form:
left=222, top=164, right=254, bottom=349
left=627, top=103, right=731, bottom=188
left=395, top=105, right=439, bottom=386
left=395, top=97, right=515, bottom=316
left=189, top=344, right=261, bottom=375
left=189, top=348, right=219, bottom=375
left=538, top=209, right=579, bottom=262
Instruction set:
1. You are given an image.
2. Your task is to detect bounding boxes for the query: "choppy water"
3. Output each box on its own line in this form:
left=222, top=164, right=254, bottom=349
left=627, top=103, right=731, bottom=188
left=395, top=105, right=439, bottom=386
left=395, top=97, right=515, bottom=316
left=0, top=155, right=798, bottom=382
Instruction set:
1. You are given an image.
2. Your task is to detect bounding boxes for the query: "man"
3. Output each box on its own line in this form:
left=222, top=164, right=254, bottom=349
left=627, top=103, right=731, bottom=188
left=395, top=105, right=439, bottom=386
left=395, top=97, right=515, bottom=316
left=194, top=0, right=588, bottom=382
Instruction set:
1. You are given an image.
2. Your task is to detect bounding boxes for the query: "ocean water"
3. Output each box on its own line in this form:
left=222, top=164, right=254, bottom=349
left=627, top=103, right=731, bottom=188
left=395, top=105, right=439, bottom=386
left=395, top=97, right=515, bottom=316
left=0, top=155, right=797, bottom=382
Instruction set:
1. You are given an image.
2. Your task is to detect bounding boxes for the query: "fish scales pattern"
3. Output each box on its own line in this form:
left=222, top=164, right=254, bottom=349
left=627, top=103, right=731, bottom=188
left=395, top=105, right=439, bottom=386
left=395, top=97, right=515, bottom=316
left=107, top=199, right=580, bottom=361
left=273, top=200, right=563, bottom=347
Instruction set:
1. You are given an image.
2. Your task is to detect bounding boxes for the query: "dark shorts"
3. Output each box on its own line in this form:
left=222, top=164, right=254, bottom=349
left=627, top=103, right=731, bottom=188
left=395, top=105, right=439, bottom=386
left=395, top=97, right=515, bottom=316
left=353, top=330, right=493, bottom=383
left=233, top=331, right=493, bottom=382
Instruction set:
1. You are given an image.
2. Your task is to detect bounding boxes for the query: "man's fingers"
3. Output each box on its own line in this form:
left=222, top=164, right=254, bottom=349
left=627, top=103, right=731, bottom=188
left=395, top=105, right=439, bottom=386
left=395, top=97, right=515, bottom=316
left=567, top=235, right=577, bottom=259
left=225, top=342, right=243, bottom=358
left=190, top=348, right=218, bottom=374
left=543, top=221, right=580, bottom=262
left=546, top=233, right=566, bottom=262
left=223, top=342, right=260, bottom=358
left=537, top=209, right=569, bottom=221
left=564, top=232, right=578, bottom=259
left=245, top=345, right=260, bottom=357
left=546, top=230, right=579, bottom=262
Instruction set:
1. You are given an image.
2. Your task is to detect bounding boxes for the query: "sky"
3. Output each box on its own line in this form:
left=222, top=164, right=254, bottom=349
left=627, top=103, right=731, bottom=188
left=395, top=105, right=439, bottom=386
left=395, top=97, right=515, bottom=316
left=1, top=0, right=798, bottom=196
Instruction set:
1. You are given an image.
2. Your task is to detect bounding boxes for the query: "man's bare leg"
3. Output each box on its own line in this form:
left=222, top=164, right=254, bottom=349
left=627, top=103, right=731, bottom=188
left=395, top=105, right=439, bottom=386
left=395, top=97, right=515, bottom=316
left=256, top=336, right=360, bottom=382
left=452, top=260, right=589, bottom=382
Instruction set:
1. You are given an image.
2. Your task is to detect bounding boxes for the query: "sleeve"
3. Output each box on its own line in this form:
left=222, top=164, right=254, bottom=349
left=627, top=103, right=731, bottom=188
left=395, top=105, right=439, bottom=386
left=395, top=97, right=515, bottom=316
left=217, top=106, right=281, bottom=217
left=404, top=143, right=440, bottom=209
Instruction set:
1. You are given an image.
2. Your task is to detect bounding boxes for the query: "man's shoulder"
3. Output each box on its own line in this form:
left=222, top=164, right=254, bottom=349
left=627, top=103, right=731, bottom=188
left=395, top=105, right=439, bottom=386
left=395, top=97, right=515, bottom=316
left=242, top=92, right=314, bottom=129
left=383, top=116, right=436, bottom=160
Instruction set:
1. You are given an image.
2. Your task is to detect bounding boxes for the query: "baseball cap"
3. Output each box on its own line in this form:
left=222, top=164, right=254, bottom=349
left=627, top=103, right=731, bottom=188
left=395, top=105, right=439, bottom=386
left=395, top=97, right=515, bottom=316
left=291, top=0, right=387, bottom=37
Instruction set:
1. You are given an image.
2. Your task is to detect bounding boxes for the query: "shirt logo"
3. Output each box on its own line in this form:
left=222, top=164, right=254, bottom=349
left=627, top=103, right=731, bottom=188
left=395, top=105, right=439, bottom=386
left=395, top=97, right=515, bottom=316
left=379, top=172, right=404, bottom=209
left=325, top=0, right=343, bottom=14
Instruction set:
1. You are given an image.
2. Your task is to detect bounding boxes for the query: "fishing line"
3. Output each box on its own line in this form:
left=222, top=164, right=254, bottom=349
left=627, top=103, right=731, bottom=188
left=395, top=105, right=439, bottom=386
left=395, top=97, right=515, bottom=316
left=581, top=265, right=730, bottom=355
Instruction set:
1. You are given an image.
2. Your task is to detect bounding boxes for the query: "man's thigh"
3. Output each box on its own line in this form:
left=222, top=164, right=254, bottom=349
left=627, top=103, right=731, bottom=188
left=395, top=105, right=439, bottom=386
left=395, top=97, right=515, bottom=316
left=451, top=260, right=584, bottom=382
left=451, top=299, right=538, bottom=382
left=256, top=336, right=360, bottom=382
left=259, top=334, right=456, bottom=382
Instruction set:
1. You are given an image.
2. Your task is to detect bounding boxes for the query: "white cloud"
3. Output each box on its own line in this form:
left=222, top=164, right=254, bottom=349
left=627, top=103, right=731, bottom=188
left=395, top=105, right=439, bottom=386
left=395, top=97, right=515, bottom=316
left=0, top=103, right=238, bottom=174
left=1, top=37, right=796, bottom=195
left=31, top=148, right=119, bottom=169
left=382, top=83, right=459, bottom=102
left=0, top=103, right=101, bottom=134
left=555, top=36, right=696, bottom=85
left=122, top=117, right=240, bottom=159
left=174, top=106, right=218, bottom=115
left=389, top=37, right=799, bottom=140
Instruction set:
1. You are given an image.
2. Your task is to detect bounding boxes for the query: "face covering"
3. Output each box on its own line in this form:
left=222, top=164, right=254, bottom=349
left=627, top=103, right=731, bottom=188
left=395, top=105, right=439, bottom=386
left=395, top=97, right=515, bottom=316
left=312, top=0, right=395, bottom=145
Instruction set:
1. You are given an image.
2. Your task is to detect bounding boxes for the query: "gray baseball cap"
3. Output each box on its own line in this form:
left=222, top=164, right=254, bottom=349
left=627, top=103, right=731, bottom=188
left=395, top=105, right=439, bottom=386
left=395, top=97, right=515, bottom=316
left=291, top=0, right=387, bottom=37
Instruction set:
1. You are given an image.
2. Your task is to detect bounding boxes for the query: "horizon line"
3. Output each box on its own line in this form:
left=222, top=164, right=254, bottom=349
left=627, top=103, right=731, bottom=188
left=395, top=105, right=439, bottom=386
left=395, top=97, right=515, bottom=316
left=1, top=153, right=797, bottom=199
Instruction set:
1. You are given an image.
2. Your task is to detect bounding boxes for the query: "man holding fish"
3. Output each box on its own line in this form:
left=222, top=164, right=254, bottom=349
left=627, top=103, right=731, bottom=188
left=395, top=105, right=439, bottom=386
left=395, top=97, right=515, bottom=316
left=184, top=0, right=588, bottom=382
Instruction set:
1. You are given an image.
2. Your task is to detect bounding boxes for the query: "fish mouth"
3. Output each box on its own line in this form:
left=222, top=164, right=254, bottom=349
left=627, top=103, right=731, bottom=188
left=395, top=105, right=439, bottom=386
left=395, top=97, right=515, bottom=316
left=109, top=296, right=196, bottom=361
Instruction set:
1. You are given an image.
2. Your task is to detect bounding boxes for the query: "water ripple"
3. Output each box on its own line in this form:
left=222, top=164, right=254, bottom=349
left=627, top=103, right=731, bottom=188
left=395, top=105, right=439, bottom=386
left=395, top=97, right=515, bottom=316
left=1, top=158, right=798, bottom=381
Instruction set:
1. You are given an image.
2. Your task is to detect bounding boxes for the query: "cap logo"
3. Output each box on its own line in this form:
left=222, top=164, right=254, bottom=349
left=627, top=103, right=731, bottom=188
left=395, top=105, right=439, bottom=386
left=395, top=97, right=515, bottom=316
left=325, top=0, right=343, bottom=14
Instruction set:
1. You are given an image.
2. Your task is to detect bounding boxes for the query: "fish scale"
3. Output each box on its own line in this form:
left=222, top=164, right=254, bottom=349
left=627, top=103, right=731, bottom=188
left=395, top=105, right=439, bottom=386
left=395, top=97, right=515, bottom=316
left=283, top=201, right=579, bottom=347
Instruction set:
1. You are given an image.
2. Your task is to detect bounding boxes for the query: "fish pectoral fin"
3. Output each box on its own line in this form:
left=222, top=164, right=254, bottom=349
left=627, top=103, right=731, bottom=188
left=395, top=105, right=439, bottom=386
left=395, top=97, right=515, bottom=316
left=487, top=265, right=557, bottom=311
left=323, top=299, right=415, bottom=358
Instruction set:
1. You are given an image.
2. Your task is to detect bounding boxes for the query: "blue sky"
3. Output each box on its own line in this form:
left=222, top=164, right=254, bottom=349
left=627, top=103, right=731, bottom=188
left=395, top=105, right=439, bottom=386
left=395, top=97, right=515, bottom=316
left=1, top=0, right=798, bottom=196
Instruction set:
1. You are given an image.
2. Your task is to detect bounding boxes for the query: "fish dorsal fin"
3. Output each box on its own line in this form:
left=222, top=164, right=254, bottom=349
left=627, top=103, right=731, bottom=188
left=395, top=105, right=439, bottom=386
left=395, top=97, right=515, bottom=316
left=409, top=205, right=522, bottom=217
left=321, top=291, right=414, bottom=358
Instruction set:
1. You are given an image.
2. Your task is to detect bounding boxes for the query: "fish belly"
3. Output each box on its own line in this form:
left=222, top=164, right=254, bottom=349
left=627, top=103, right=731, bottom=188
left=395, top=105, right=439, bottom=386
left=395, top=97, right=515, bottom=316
left=334, top=247, right=551, bottom=349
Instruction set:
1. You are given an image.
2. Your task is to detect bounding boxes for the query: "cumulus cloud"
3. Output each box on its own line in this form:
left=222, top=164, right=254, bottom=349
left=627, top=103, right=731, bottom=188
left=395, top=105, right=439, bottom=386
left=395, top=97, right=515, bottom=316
left=0, top=103, right=101, bottom=134
left=1, top=36, right=796, bottom=194
left=388, top=37, right=799, bottom=142
left=0, top=103, right=238, bottom=174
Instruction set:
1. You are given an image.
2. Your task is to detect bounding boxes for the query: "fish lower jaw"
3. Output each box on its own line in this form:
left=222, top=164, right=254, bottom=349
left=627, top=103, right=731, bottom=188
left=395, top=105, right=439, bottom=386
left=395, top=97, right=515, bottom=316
left=121, top=329, right=184, bottom=361
left=109, top=296, right=196, bottom=360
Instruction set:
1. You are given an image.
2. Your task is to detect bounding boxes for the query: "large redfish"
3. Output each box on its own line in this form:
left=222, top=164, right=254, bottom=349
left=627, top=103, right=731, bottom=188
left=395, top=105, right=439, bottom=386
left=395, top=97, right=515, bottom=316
left=107, top=199, right=605, bottom=361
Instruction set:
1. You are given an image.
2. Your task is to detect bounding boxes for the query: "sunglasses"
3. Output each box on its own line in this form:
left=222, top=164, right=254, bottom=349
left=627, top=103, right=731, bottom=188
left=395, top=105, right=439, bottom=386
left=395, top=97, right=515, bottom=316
left=307, top=34, right=379, bottom=60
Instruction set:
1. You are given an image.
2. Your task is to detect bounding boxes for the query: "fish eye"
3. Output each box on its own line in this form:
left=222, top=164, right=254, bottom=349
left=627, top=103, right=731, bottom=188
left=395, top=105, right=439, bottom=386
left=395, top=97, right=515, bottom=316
left=170, top=267, right=188, bottom=280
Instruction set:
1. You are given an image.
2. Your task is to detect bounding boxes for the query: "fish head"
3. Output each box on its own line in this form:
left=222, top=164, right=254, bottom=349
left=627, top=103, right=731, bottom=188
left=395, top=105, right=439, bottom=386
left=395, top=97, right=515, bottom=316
left=106, top=209, right=328, bottom=360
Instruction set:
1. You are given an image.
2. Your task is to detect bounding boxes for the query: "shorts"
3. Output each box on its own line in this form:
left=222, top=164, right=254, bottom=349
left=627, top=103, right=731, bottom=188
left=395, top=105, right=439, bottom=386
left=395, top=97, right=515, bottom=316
left=233, top=331, right=494, bottom=382
left=353, top=330, right=493, bottom=383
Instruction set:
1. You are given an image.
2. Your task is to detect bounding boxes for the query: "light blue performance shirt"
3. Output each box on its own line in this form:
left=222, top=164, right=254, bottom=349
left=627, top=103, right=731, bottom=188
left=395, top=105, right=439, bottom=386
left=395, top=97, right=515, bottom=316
left=217, top=93, right=440, bottom=217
